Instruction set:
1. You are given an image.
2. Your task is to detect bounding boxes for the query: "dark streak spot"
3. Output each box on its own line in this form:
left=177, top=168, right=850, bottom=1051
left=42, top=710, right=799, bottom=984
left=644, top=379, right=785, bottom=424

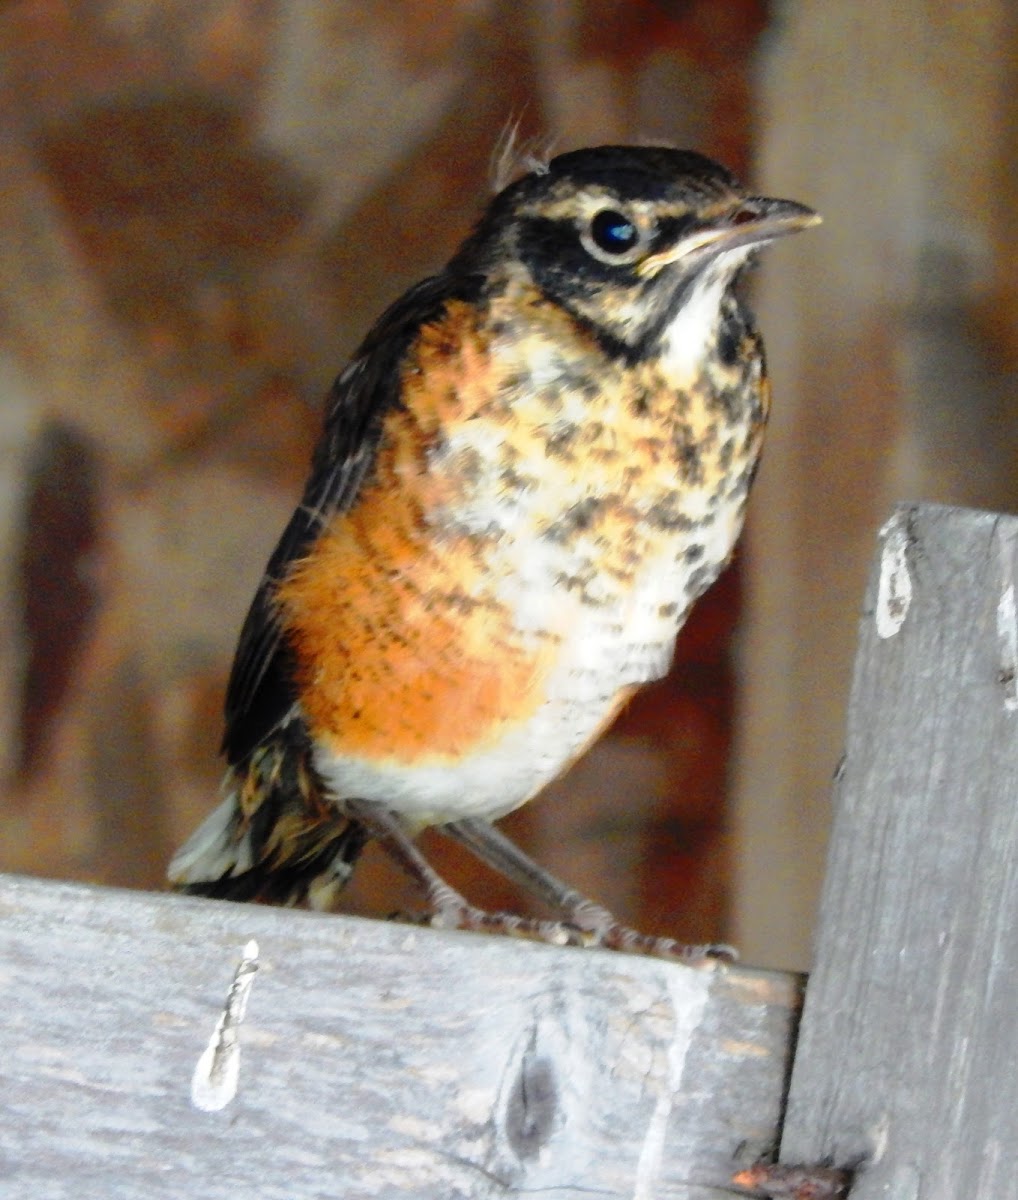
left=717, top=322, right=740, bottom=366
left=451, top=446, right=484, bottom=482
left=501, top=465, right=534, bottom=492
left=727, top=463, right=758, bottom=503
left=554, top=567, right=608, bottom=605
left=542, top=497, right=603, bottom=542
left=544, top=423, right=580, bottom=459
left=630, top=387, right=651, bottom=417
left=686, top=563, right=719, bottom=599
left=644, top=496, right=695, bottom=532
left=439, top=588, right=483, bottom=615
left=670, top=422, right=706, bottom=484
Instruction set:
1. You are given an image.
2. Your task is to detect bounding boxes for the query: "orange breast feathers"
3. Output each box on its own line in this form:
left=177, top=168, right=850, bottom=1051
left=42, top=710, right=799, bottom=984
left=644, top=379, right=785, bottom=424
left=273, top=301, right=556, bottom=767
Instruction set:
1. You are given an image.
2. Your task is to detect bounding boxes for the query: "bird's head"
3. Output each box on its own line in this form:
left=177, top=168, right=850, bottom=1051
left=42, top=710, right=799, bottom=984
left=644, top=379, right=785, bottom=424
left=454, top=144, right=820, bottom=361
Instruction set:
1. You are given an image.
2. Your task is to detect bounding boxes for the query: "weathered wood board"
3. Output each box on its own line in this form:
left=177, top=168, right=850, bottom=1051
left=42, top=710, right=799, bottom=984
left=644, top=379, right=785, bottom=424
left=0, top=873, right=798, bottom=1200
left=780, top=504, right=1018, bottom=1198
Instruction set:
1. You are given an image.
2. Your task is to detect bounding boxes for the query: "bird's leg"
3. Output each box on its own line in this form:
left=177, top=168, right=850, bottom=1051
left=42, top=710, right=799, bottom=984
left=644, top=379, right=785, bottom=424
left=442, top=817, right=734, bottom=964
left=342, top=799, right=584, bottom=946
left=343, top=799, right=472, bottom=922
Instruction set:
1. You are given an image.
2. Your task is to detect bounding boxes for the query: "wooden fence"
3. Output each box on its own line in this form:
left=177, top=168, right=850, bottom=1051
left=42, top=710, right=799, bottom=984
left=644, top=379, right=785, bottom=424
left=1, top=502, right=1016, bottom=1199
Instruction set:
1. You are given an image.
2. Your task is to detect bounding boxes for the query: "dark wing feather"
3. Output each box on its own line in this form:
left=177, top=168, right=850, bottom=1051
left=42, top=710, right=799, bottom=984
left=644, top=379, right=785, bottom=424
left=221, top=271, right=477, bottom=766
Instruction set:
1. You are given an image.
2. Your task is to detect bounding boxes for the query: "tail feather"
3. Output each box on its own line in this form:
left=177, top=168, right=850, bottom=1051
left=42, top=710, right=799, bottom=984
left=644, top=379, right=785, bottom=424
left=169, top=722, right=367, bottom=909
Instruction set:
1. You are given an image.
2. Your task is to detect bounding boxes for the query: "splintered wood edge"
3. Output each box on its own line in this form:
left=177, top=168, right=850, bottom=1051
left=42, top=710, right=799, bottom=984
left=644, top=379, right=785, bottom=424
left=0, top=872, right=801, bottom=1199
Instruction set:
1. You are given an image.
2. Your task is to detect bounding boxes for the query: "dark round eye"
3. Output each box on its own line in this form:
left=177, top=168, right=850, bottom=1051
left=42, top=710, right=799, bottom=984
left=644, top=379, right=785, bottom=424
left=588, top=209, right=639, bottom=257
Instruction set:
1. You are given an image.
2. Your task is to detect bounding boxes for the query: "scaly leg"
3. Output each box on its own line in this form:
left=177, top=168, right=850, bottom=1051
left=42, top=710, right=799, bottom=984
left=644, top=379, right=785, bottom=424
left=343, top=799, right=585, bottom=946
left=442, top=817, right=734, bottom=964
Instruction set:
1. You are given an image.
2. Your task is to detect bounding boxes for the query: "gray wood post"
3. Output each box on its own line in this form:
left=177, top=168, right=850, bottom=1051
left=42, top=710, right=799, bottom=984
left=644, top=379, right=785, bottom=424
left=779, top=503, right=1018, bottom=1199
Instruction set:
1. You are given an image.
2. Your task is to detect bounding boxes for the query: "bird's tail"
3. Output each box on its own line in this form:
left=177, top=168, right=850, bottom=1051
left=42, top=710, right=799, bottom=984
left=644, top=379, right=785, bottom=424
left=168, top=722, right=367, bottom=909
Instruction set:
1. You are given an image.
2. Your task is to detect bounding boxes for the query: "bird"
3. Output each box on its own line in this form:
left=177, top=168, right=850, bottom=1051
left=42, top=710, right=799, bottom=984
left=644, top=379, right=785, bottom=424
left=169, top=144, right=819, bottom=961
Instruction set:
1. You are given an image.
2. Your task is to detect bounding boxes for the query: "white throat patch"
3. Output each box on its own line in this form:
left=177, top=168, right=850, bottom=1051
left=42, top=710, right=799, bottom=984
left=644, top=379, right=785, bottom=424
left=658, top=250, right=749, bottom=380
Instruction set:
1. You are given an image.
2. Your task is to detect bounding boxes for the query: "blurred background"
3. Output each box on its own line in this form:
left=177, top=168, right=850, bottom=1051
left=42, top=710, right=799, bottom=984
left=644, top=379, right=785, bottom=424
left=0, top=0, right=1013, bottom=971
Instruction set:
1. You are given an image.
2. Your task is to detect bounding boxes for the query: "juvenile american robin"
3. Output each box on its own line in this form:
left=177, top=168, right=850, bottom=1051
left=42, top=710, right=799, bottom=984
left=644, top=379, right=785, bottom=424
left=169, top=144, right=818, bottom=960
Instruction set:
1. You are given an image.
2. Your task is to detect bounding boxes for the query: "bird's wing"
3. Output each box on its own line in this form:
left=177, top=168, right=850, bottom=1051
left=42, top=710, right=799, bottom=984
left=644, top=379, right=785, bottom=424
left=221, top=272, right=473, bottom=766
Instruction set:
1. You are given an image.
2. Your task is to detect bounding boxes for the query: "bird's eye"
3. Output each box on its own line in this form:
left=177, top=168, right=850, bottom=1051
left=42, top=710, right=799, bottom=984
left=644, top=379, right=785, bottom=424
left=582, top=208, right=644, bottom=263
left=590, top=210, right=637, bottom=254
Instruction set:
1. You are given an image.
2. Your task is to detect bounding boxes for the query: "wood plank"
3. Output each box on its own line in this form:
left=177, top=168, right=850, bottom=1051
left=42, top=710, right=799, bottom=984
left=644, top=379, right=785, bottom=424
left=780, top=503, right=1018, bottom=1197
left=0, top=873, right=799, bottom=1199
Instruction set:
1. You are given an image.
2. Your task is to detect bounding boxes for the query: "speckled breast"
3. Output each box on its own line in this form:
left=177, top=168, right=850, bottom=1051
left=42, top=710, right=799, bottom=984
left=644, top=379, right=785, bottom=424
left=276, top=291, right=768, bottom=824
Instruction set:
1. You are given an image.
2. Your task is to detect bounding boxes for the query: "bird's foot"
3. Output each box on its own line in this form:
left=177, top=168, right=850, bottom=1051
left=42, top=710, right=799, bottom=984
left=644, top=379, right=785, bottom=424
left=412, top=891, right=735, bottom=963
left=439, top=819, right=735, bottom=965
left=430, top=902, right=586, bottom=947
left=393, top=879, right=585, bottom=947
left=566, top=898, right=737, bottom=966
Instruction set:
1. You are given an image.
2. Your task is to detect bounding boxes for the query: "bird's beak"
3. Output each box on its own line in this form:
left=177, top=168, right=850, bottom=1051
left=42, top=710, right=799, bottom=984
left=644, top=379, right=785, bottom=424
left=637, top=198, right=821, bottom=278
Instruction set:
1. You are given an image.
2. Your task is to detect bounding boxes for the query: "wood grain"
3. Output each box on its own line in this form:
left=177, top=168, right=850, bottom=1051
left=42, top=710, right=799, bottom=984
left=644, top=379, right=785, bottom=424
left=780, top=503, right=1018, bottom=1198
left=0, top=873, right=798, bottom=1199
